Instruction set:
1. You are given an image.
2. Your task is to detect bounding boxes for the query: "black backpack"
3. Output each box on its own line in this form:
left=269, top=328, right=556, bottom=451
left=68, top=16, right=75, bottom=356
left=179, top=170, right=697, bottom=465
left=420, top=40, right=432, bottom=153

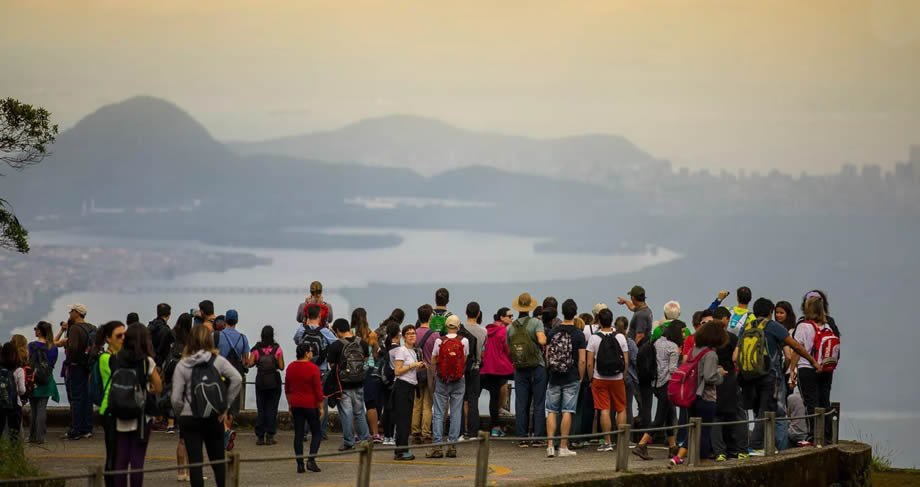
left=299, top=326, right=328, bottom=367
left=107, top=356, right=148, bottom=420
left=338, top=338, right=367, bottom=385
left=373, top=347, right=395, bottom=387
left=30, top=344, right=52, bottom=387
left=189, top=355, right=228, bottom=419
left=254, top=345, right=281, bottom=391
left=635, top=337, right=658, bottom=387
left=457, top=325, right=479, bottom=373
left=214, top=331, right=248, bottom=377
left=0, top=367, right=16, bottom=411
left=595, top=332, right=626, bottom=377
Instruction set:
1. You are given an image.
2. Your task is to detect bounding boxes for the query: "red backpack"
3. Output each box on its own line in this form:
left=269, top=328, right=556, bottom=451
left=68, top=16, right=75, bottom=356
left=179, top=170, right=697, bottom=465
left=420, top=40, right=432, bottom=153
left=667, top=348, right=712, bottom=408
left=437, top=337, right=466, bottom=383
left=806, top=321, right=840, bottom=373
left=304, top=301, right=330, bottom=327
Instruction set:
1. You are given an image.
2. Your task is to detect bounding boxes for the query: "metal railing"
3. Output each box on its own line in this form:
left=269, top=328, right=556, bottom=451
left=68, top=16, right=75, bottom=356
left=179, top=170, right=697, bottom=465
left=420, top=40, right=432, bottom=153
left=1, top=408, right=838, bottom=487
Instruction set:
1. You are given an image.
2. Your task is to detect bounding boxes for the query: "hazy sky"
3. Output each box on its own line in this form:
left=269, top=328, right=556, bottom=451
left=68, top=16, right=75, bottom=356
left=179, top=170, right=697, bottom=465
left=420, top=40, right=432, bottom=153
left=2, top=0, right=918, bottom=173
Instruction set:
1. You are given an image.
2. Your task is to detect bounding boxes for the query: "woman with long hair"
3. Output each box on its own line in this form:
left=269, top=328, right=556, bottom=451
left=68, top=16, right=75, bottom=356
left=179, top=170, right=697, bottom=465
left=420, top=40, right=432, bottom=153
left=793, top=295, right=834, bottom=446
left=670, top=321, right=727, bottom=466
left=27, top=321, right=60, bottom=444
left=96, top=321, right=127, bottom=487
left=10, top=335, right=29, bottom=368
left=480, top=307, right=514, bottom=436
left=775, top=301, right=797, bottom=396
left=285, top=342, right=324, bottom=473
left=634, top=320, right=685, bottom=460
left=170, top=325, right=242, bottom=487
left=351, top=308, right=382, bottom=443
left=249, top=325, right=285, bottom=446
left=111, top=323, right=163, bottom=487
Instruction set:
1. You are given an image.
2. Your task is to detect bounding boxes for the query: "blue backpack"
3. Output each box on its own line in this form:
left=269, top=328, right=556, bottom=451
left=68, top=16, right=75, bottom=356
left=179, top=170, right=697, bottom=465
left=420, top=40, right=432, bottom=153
left=89, top=353, right=107, bottom=407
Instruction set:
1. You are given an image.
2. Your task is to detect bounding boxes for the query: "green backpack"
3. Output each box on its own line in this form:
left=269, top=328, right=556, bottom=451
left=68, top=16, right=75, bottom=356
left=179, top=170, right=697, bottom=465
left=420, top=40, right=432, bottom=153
left=429, top=311, right=451, bottom=335
left=509, top=318, right=541, bottom=369
left=738, top=318, right=770, bottom=380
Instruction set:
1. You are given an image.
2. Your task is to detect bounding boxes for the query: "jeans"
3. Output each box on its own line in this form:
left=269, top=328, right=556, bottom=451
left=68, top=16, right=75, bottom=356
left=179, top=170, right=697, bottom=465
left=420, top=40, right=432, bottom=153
left=433, top=378, right=466, bottom=443
left=339, top=388, right=370, bottom=447
left=28, top=396, right=49, bottom=443
left=625, top=382, right=636, bottom=426
left=291, top=407, right=321, bottom=465
left=711, top=404, right=745, bottom=457
left=392, top=380, right=416, bottom=455
left=545, top=381, right=579, bottom=414
left=381, top=383, right=395, bottom=438
left=178, top=416, right=226, bottom=487
left=114, top=422, right=152, bottom=487
left=744, top=374, right=777, bottom=450
left=798, top=368, right=833, bottom=444
left=513, top=366, right=547, bottom=438
left=463, top=370, right=481, bottom=437
left=411, top=381, right=433, bottom=438
left=67, top=364, right=93, bottom=436
left=775, top=382, right=789, bottom=451
left=255, top=387, right=282, bottom=438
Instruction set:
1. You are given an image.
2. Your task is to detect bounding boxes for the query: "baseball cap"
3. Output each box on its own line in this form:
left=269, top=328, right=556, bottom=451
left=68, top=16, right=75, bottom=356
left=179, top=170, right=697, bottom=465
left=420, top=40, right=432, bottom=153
left=67, top=303, right=87, bottom=317
left=225, top=309, right=239, bottom=322
left=593, top=303, right=608, bottom=315
left=628, top=285, right=646, bottom=298
left=446, top=315, right=461, bottom=329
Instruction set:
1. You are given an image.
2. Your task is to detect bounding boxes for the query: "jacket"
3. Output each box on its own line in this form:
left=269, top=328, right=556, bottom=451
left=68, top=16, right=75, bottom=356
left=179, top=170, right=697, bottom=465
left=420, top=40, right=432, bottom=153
left=481, top=321, right=514, bottom=377
left=170, top=351, right=242, bottom=417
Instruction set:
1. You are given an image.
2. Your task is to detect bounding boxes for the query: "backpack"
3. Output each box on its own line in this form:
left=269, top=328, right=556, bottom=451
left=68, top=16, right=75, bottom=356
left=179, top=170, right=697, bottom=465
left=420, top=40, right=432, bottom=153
left=596, top=332, right=626, bottom=377
left=338, top=338, right=367, bottom=385
left=22, top=365, right=36, bottom=399
left=738, top=318, right=771, bottom=380
left=189, top=355, right=228, bottom=419
left=457, top=325, right=479, bottom=373
left=635, top=337, right=658, bottom=387
left=668, top=348, right=712, bottom=408
left=0, top=367, right=16, bottom=410
left=107, top=356, right=148, bottom=420
left=298, top=326, right=328, bottom=366
left=727, top=309, right=750, bottom=336
left=437, top=337, right=466, bottom=383
left=546, top=329, right=574, bottom=374
left=215, top=330, right=248, bottom=377
left=70, top=322, right=96, bottom=366
left=807, top=321, right=840, bottom=373
left=254, top=345, right=281, bottom=391
left=29, top=345, right=52, bottom=388
left=429, top=311, right=452, bottom=335
left=373, top=347, right=395, bottom=387
left=304, top=301, right=330, bottom=328
left=509, top=318, right=541, bottom=369
left=89, top=353, right=107, bottom=407
left=414, top=348, right=428, bottom=384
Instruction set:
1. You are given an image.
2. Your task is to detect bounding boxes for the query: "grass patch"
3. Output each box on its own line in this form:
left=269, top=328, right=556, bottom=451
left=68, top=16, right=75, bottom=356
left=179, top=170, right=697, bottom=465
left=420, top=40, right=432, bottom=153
left=850, top=421, right=901, bottom=472
left=0, top=437, right=64, bottom=486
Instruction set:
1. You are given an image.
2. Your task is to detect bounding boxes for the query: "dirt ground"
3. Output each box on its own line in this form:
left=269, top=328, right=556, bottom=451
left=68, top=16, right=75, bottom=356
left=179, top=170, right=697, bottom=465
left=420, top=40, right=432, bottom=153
left=874, top=468, right=920, bottom=487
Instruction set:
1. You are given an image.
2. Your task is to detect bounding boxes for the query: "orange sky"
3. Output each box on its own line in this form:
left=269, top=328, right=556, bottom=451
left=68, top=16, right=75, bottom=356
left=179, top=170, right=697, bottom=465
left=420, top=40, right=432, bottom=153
left=2, top=0, right=918, bottom=172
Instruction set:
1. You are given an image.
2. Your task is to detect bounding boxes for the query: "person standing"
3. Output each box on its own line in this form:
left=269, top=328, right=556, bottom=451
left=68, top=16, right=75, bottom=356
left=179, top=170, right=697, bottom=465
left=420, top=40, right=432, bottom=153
left=618, top=286, right=653, bottom=435
left=285, top=342, right=324, bottom=473
left=585, top=309, right=629, bottom=452
left=461, top=301, right=487, bottom=439
left=726, top=286, right=755, bottom=336
left=95, top=321, right=127, bottom=487
left=294, top=303, right=337, bottom=439
left=325, top=319, right=371, bottom=451
left=392, top=325, right=425, bottom=460
left=215, top=309, right=249, bottom=451
left=148, top=303, right=172, bottom=369
left=0, top=342, right=26, bottom=441
left=544, top=299, right=586, bottom=458
left=27, top=321, right=60, bottom=444
left=61, top=303, right=95, bottom=440
left=250, top=326, right=285, bottom=446
left=792, top=294, right=835, bottom=446
left=506, top=293, right=548, bottom=447
left=633, top=320, right=683, bottom=460
left=412, top=304, right=438, bottom=443
left=427, top=315, right=470, bottom=458
left=296, top=281, right=334, bottom=328
left=480, top=308, right=514, bottom=436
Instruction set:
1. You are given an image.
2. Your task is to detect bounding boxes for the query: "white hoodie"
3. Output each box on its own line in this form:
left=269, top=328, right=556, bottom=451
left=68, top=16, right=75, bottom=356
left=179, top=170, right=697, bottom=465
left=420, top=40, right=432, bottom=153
left=170, top=350, right=242, bottom=417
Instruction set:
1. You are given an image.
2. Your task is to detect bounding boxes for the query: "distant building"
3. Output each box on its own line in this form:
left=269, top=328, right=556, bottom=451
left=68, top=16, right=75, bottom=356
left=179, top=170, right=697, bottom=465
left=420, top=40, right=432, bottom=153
left=911, top=145, right=920, bottom=164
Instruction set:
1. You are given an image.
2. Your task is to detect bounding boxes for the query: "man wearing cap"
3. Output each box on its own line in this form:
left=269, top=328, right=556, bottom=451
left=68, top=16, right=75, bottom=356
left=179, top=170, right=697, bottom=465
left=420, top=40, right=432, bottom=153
left=296, top=281, right=334, bottom=328
left=216, top=309, right=249, bottom=450
left=505, top=293, right=548, bottom=447
left=427, top=315, right=470, bottom=458
left=60, top=303, right=95, bottom=440
left=617, top=285, right=653, bottom=344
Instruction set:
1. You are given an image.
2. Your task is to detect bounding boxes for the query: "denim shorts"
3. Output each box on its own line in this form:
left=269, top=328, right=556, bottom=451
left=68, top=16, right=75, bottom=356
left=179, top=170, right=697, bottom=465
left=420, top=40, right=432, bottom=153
left=545, top=381, right=580, bottom=414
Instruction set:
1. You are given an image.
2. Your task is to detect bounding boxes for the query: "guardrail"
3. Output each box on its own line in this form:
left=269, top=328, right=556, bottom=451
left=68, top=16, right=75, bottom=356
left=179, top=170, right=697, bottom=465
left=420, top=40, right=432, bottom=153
left=1, top=408, right=838, bottom=487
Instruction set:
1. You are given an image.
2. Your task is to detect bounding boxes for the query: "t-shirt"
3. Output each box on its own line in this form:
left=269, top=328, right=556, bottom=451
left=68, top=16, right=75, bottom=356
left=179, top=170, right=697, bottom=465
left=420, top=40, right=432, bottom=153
left=505, top=316, right=546, bottom=368
left=583, top=324, right=602, bottom=342
left=326, top=336, right=369, bottom=388
left=416, top=326, right=439, bottom=364
left=628, top=307, right=653, bottom=341
left=217, top=328, right=250, bottom=362
left=682, top=334, right=696, bottom=357
left=432, top=334, right=470, bottom=359
left=545, top=325, right=587, bottom=385
left=391, top=346, right=420, bottom=385
left=461, top=323, right=488, bottom=368
left=586, top=330, right=629, bottom=381
left=793, top=320, right=829, bottom=370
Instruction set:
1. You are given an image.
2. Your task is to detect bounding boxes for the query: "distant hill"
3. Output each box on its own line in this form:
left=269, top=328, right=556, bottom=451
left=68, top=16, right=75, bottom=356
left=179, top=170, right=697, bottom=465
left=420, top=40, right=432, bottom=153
left=228, top=114, right=672, bottom=184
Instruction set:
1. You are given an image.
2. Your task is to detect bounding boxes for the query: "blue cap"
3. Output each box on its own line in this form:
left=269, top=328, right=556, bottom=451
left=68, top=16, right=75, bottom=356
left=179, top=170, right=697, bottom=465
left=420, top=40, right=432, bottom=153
left=225, top=309, right=239, bottom=323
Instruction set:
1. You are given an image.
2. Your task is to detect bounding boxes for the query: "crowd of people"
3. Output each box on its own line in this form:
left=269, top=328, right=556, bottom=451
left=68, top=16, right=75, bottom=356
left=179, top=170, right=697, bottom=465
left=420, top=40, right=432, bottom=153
left=0, top=281, right=841, bottom=487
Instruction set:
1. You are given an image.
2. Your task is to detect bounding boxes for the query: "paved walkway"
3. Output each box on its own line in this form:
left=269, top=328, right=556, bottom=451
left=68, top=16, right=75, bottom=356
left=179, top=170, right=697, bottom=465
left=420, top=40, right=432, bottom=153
left=25, top=428, right=824, bottom=486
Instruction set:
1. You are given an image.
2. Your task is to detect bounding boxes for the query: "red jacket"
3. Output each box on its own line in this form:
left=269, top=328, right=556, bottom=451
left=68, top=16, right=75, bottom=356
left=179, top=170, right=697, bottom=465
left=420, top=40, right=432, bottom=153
left=285, top=360, right=323, bottom=409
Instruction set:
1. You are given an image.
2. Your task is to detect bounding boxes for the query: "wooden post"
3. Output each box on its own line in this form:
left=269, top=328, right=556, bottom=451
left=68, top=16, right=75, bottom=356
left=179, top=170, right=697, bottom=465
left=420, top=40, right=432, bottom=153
left=688, top=418, right=702, bottom=466
left=764, top=412, right=776, bottom=457
left=227, top=452, right=241, bottom=487
left=832, top=416, right=839, bottom=445
left=815, top=408, right=826, bottom=448
left=240, top=382, right=248, bottom=411
left=357, top=441, right=373, bottom=487
left=615, top=425, right=631, bottom=472
left=87, top=465, right=104, bottom=487
left=474, top=432, right=490, bottom=487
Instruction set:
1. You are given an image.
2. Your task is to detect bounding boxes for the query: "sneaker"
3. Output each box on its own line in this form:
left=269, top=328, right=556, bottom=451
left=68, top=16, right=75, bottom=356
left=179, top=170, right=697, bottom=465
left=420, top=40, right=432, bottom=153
left=80, top=432, right=93, bottom=439
left=62, top=433, right=81, bottom=441
left=750, top=449, right=765, bottom=457
left=668, top=456, right=684, bottom=467
left=557, top=448, right=577, bottom=457
left=394, top=452, right=415, bottom=461
left=797, top=440, right=814, bottom=447
left=297, top=463, right=306, bottom=474
left=531, top=440, right=547, bottom=448
left=426, top=447, right=443, bottom=458
left=446, top=446, right=457, bottom=458
left=372, top=434, right=384, bottom=444
left=490, top=429, right=504, bottom=437
left=461, top=435, right=471, bottom=441
left=306, top=459, right=321, bottom=472
left=716, top=454, right=727, bottom=462
left=736, top=452, right=750, bottom=459
left=669, top=446, right=679, bottom=458
left=499, top=408, right=511, bottom=416
left=338, top=444, right=355, bottom=452
left=597, top=442, right=614, bottom=452
left=632, top=444, right=652, bottom=460
left=546, top=445, right=555, bottom=458
left=518, top=441, right=530, bottom=448
left=383, top=437, right=396, bottom=446
left=569, top=441, right=585, bottom=450
left=256, top=436, right=265, bottom=446
left=166, top=426, right=177, bottom=434
left=354, top=435, right=359, bottom=443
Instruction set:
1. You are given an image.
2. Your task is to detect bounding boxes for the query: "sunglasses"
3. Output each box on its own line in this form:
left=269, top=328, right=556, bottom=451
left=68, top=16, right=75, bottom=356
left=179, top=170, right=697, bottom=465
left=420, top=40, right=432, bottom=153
left=504, top=314, right=513, bottom=318
left=113, top=333, right=125, bottom=339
